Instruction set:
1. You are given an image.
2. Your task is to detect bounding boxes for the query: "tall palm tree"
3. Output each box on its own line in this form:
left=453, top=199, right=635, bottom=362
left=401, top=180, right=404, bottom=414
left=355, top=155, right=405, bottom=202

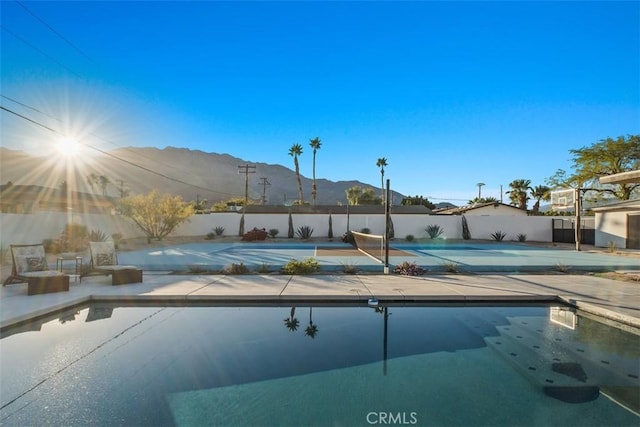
left=309, top=137, right=322, bottom=205
left=288, top=144, right=304, bottom=204
left=530, top=185, right=551, bottom=215
left=376, top=157, right=387, bottom=205
left=507, top=179, right=532, bottom=210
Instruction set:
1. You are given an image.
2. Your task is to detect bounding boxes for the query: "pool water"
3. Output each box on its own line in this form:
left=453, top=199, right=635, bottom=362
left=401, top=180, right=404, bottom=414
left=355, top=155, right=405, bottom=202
left=1, top=304, right=638, bottom=426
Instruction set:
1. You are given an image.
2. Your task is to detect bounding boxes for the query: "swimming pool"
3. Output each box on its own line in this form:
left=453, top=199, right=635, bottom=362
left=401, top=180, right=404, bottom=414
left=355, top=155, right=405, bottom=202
left=1, top=303, right=638, bottom=426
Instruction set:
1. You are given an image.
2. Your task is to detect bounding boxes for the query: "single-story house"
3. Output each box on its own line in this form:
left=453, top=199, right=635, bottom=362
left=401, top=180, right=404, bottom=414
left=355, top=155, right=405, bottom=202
left=434, top=202, right=527, bottom=216
left=594, top=170, right=640, bottom=249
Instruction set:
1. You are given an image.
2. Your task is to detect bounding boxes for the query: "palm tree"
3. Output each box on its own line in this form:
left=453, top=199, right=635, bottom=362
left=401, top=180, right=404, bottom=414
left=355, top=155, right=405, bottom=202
left=530, top=185, right=551, bottom=215
left=284, top=307, right=299, bottom=331
left=309, top=137, right=321, bottom=205
left=288, top=144, right=304, bottom=204
left=506, top=179, right=532, bottom=210
left=98, top=175, right=110, bottom=196
left=376, top=157, right=387, bottom=205
left=305, top=307, right=318, bottom=338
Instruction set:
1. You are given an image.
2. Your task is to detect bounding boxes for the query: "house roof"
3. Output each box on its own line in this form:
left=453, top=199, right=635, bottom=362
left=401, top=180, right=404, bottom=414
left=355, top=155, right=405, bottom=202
left=598, top=170, right=640, bottom=185
left=242, top=205, right=432, bottom=214
left=591, top=198, right=640, bottom=212
left=434, top=202, right=522, bottom=215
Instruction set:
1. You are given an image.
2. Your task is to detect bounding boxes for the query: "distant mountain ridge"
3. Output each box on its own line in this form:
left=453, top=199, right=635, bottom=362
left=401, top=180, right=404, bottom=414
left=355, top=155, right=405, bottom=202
left=0, top=146, right=405, bottom=205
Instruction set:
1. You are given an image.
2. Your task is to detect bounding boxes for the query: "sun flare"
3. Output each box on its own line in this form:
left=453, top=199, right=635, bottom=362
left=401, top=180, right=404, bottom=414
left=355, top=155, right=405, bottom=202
left=57, top=138, right=81, bottom=157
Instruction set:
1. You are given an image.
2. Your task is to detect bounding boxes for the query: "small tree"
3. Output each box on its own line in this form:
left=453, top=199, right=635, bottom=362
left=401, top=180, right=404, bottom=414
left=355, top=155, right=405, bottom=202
left=118, top=191, right=194, bottom=243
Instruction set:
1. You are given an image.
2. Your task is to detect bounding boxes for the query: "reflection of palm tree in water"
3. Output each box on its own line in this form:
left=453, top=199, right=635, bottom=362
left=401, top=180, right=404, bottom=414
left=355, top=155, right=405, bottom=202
left=305, top=307, right=318, bottom=338
left=284, top=307, right=299, bottom=331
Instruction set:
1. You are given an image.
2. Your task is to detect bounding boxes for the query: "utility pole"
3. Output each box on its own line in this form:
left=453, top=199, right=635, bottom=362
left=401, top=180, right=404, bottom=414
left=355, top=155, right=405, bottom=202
left=258, top=177, right=271, bottom=205
left=477, top=182, right=485, bottom=199
left=237, top=164, right=256, bottom=208
left=116, top=179, right=125, bottom=198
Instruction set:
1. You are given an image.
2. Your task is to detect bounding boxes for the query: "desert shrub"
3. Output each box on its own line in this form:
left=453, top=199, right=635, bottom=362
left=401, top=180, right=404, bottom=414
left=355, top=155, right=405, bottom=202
left=341, top=262, right=359, bottom=274
left=296, top=225, right=314, bottom=240
left=393, top=261, right=426, bottom=276
left=342, top=231, right=355, bottom=245
left=188, top=264, right=208, bottom=273
left=205, top=232, right=216, bottom=240
left=282, top=258, right=320, bottom=275
left=517, top=233, right=527, bottom=242
left=491, top=230, right=507, bottom=241
left=214, top=226, right=225, bottom=236
left=225, top=262, right=249, bottom=274
left=442, top=262, right=459, bottom=273
left=405, top=234, right=415, bottom=242
left=58, top=223, right=89, bottom=253
left=425, top=224, right=443, bottom=239
left=269, top=228, right=279, bottom=238
left=42, top=238, right=58, bottom=254
left=360, top=227, right=370, bottom=234
left=257, top=263, right=270, bottom=273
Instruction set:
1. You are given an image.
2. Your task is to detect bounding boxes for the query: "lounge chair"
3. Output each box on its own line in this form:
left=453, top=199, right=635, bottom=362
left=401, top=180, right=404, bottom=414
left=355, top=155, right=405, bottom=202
left=3, top=244, right=70, bottom=295
left=84, top=241, right=143, bottom=285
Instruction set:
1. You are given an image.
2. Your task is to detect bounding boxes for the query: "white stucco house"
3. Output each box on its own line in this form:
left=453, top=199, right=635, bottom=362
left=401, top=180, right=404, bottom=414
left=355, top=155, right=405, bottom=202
left=594, top=170, right=640, bottom=249
left=435, top=202, right=527, bottom=216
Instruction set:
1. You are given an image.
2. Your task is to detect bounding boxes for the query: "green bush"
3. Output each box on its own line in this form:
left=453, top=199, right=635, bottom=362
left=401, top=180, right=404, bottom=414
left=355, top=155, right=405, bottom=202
left=425, top=224, right=443, bottom=239
left=205, top=232, right=216, bottom=240
left=360, top=227, right=370, bottom=234
left=214, top=226, right=225, bottom=236
left=225, top=262, right=249, bottom=274
left=282, top=258, right=320, bottom=275
left=341, top=231, right=355, bottom=245
left=405, top=234, right=414, bottom=242
left=517, top=233, right=527, bottom=242
left=269, top=228, right=279, bottom=238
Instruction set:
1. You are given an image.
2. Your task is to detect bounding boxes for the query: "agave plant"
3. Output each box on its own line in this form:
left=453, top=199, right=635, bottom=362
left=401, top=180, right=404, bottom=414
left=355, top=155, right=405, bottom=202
left=425, top=224, right=443, bottom=239
left=491, top=230, right=507, bottom=241
left=296, top=225, right=314, bottom=240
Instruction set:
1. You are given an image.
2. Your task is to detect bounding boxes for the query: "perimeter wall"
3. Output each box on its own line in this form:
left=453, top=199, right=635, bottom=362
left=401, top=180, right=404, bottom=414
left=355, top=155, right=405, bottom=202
left=1, top=211, right=559, bottom=247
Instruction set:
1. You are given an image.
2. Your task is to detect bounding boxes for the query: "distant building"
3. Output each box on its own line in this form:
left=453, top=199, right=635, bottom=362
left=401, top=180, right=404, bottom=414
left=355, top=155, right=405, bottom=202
left=434, top=202, right=527, bottom=216
left=0, top=184, right=116, bottom=214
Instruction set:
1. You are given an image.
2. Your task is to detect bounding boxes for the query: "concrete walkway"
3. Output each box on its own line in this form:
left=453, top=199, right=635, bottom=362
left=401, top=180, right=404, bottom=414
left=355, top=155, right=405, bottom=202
left=2, top=272, right=639, bottom=331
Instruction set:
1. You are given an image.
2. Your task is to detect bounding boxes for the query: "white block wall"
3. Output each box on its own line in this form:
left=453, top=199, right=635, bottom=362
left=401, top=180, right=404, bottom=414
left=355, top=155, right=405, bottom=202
left=1, top=211, right=565, bottom=250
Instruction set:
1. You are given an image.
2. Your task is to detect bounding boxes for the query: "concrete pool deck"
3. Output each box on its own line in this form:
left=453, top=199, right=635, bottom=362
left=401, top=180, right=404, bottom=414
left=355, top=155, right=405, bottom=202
left=1, top=272, right=639, bottom=332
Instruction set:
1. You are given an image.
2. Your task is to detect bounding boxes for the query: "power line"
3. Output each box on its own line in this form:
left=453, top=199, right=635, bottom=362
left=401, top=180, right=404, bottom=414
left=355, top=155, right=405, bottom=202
left=0, top=105, right=240, bottom=198
left=0, top=25, right=82, bottom=78
left=15, top=1, right=94, bottom=63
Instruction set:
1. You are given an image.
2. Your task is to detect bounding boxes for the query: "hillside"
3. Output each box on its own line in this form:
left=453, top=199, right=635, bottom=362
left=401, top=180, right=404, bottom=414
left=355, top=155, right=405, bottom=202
left=0, top=146, right=405, bottom=205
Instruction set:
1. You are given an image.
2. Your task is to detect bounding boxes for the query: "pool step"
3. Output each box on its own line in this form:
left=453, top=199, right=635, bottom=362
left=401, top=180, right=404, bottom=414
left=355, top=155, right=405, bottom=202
left=498, top=318, right=640, bottom=388
left=484, top=333, right=600, bottom=403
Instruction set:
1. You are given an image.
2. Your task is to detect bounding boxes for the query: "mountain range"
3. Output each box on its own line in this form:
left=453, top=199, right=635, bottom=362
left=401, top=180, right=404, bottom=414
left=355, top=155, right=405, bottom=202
left=0, top=146, right=406, bottom=206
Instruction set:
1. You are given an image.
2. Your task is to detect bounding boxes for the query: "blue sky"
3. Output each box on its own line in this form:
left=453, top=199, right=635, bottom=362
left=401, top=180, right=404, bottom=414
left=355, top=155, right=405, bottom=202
left=1, top=1, right=638, bottom=204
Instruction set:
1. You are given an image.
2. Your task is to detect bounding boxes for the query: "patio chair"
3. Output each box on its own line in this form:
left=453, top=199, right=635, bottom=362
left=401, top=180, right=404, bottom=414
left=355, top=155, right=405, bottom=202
left=84, top=241, right=143, bottom=285
left=3, top=244, right=70, bottom=295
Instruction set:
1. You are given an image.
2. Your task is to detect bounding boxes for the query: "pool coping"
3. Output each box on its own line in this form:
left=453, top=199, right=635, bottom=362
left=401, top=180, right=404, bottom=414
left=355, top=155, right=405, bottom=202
left=0, top=286, right=640, bottom=335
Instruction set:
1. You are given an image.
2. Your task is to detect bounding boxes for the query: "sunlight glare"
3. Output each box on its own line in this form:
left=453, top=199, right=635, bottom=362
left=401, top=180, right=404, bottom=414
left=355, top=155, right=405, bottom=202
left=57, top=138, right=81, bottom=157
